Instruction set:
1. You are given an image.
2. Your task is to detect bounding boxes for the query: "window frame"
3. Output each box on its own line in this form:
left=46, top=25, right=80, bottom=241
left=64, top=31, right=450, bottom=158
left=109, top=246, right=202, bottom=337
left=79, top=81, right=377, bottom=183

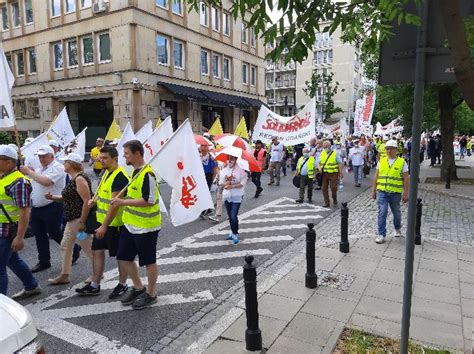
left=64, top=0, right=76, bottom=14
left=16, top=51, right=24, bottom=77
left=200, top=49, right=209, bottom=76
left=212, top=53, right=220, bottom=79
left=223, top=12, right=230, bottom=37
left=223, top=56, right=231, bottom=81
left=173, top=39, right=184, bottom=70
left=11, top=1, right=20, bottom=28
left=51, top=0, right=61, bottom=18
left=241, top=22, right=247, bottom=44
left=27, top=48, right=36, bottom=75
left=97, top=32, right=111, bottom=63
left=199, top=1, right=208, bottom=27
left=242, top=62, right=248, bottom=85
left=211, top=7, right=219, bottom=32
left=250, top=27, right=256, bottom=48
left=156, top=0, right=167, bottom=10
left=81, top=35, right=94, bottom=66
left=1, top=6, right=8, bottom=31
left=24, top=0, right=34, bottom=25
left=250, top=65, right=256, bottom=86
left=80, top=0, right=92, bottom=9
left=67, top=39, right=79, bottom=68
left=156, top=34, right=170, bottom=66
left=52, top=41, right=63, bottom=70
left=171, top=0, right=182, bottom=15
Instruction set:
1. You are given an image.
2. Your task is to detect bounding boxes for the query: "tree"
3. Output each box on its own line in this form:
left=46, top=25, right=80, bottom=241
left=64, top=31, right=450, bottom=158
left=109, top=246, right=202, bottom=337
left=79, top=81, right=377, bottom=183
left=303, top=72, right=343, bottom=121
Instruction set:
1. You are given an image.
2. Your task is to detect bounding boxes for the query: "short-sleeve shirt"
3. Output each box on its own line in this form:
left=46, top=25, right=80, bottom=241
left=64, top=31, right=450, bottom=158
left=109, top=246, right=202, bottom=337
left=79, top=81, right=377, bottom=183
left=90, top=147, right=103, bottom=170
left=30, top=160, right=66, bottom=208
left=0, top=175, right=32, bottom=238
left=270, top=143, right=284, bottom=162
left=201, top=153, right=217, bottom=175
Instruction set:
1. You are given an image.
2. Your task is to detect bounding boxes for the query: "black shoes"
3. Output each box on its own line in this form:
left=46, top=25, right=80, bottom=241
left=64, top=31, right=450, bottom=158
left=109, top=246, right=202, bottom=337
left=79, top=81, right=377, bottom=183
left=31, top=263, right=51, bottom=273
left=132, top=292, right=158, bottom=310
left=295, top=199, right=304, bottom=203
left=109, top=283, right=129, bottom=299
left=121, top=287, right=146, bottom=306
left=76, top=284, right=101, bottom=296
left=254, top=187, right=263, bottom=198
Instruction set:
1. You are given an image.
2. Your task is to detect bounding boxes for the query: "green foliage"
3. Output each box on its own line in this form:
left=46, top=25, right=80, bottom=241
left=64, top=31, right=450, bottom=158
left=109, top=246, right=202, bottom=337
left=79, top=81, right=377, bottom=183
left=0, top=132, right=14, bottom=145
left=303, top=72, right=343, bottom=120
left=455, top=101, right=474, bottom=135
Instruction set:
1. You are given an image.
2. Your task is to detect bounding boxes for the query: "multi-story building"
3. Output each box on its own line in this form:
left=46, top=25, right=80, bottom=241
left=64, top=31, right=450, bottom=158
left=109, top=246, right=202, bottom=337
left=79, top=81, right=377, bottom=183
left=0, top=0, right=265, bottom=146
left=266, top=25, right=362, bottom=126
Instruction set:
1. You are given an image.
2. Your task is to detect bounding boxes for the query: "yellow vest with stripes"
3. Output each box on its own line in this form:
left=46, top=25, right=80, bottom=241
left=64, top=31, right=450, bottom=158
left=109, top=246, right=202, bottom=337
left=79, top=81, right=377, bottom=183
left=377, top=157, right=404, bottom=193
left=319, top=150, right=339, bottom=173
left=96, top=167, right=129, bottom=227
left=122, top=165, right=161, bottom=231
left=297, top=156, right=315, bottom=179
left=0, top=170, right=29, bottom=223
left=378, top=143, right=387, bottom=159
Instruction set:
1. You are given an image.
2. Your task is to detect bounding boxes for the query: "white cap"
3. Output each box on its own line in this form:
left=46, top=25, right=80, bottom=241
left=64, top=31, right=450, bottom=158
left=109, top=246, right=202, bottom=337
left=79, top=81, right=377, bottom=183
left=49, top=140, right=60, bottom=148
left=110, top=139, right=119, bottom=145
left=60, top=153, right=83, bottom=164
left=0, top=145, right=18, bottom=160
left=383, top=136, right=389, bottom=141
left=24, top=137, right=34, bottom=145
left=35, top=145, right=55, bottom=155
left=385, top=140, right=398, bottom=148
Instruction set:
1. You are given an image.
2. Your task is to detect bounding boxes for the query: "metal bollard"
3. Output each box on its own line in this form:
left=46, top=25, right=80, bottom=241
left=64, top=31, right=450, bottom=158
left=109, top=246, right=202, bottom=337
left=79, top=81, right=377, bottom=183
left=243, top=255, right=262, bottom=351
left=415, top=198, right=423, bottom=245
left=305, top=223, right=317, bottom=289
left=340, top=202, right=350, bottom=253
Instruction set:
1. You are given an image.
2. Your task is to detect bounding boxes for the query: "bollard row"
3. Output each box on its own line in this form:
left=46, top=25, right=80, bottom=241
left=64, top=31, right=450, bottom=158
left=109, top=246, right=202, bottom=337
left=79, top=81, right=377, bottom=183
left=340, top=202, right=349, bottom=253
left=305, top=223, right=317, bottom=289
left=243, top=255, right=262, bottom=351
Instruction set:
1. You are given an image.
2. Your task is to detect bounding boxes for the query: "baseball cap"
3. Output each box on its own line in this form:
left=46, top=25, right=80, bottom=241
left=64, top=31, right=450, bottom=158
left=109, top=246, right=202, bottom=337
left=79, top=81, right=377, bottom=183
left=49, top=140, right=60, bottom=148
left=36, top=145, right=55, bottom=155
left=60, top=153, right=83, bottom=164
left=24, top=137, right=35, bottom=145
left=385, top=140, right=398, bottom=148
left=0, top=145, right=18, bottom=160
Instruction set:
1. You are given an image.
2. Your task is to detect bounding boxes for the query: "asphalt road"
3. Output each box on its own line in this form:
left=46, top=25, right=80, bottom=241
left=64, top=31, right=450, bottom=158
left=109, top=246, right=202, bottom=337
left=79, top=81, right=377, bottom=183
left=9, top=167, right=373, bottom=352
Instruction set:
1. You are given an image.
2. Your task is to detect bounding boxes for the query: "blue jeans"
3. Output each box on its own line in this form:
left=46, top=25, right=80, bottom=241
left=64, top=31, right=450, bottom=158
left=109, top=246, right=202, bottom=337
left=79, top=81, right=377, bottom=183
left=225, top=201, right=241, bottom=235
left=353, top=165, right=362, bottom=185
left=377, top=191, right=402, bottom=237
left=0, top=237, right=38, bottom=295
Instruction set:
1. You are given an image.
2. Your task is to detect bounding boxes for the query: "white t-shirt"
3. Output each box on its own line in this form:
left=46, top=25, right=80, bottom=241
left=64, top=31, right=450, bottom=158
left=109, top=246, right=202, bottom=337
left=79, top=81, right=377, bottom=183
left=30, top=160, right=66, bottom=208
left=349, top=146, right=365, bottom=166
left=219, top=164, right=248, bottom=203
left=376, top=158, right=409, bottom=173
left=270, top=142, right=284, bottom=162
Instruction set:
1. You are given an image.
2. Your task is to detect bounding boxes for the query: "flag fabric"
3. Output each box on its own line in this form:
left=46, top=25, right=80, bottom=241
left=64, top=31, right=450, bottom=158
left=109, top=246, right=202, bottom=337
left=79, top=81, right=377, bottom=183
left=208, top=117, right=224, bottom=136
left=234, top=117, right=250, bottom=140
left=62, top=128, right=87, bottom=159
left=105, top=119, right=122, bottom=141
left=117, top=122, right=136, bottom=173
left=148, top=120, right=213, bottom=226
left=0, top=47, right=16, bottom=128
left=21, top=132, right=49, bottom=169
left=135, top=120, right=153, bottom=143
left=47, top=107, right=75, bottom=148
left=143, top=116, right=173, bottom=163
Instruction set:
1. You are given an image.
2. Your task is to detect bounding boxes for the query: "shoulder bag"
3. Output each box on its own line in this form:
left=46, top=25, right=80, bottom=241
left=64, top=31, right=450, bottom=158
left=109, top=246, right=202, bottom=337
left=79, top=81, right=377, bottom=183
left=293, top=158, right=309, bottom=188
left=316, top=151, right=334, bottom=187
left=0, top=204, right=18, bottom=242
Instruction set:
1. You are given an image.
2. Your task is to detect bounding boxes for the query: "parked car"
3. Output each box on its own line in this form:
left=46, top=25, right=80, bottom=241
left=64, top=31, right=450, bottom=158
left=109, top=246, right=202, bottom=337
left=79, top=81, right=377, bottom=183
left=0, top=294, right=44, bottom=353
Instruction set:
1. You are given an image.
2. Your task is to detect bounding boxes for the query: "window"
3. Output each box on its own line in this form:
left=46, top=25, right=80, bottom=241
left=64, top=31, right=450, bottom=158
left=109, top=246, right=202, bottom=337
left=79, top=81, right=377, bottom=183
left=28, top=48, right=36, bottom=74
left=211, top=7, right=219, bottom=32
left=200, top=49, right=209, bottom=75
left=223, top=57, right=230, bottom=80
left=51, top=0, right=60, bottom=17
left=156, top=0, right=167, bottom=8
left=16, top=52, right=24, bottom=76
left=24, top=0, right=33, bottom=24
left=173, top=40, right=184, bottom=69
left=328, top=49, right=333, bottom=63
left=250, top=65, right=256, bottom=86
left=223, top=12, right=230, bottom=36
left=242, top=63, right=248, bottom=84
left=65, top=0, right=75, bottom=13
left=1, top=6, right=8, bottom=30
left=156, top=35, right=169, bottom=65
left=81, top=0, right=91, bottom=8
left=212, top=54, right=220, bottom=78
left=82, top=35, right=93, bottom=64
left=250, top=28, right=256, bottom=47
left=172, top=0, right=182, bottom=15
left=98, top=32, right=111, bottom=62
left=5, top=54, right=12, bottom=70
left=53, top=42, right=63, bottom=69
left=11, top=2, right=20, bottom=27
left=241, top=22, right=247, bottom=44
left=199, top=2, right=208, bottom=26
left=67, top=39, right=78, bottom=67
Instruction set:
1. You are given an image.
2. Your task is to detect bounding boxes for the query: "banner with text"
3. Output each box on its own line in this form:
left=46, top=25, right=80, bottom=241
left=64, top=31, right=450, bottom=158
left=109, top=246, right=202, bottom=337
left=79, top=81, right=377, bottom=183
left=252, top=98, right=315, bottom=145
left=354, top=92, right=376, bottom=136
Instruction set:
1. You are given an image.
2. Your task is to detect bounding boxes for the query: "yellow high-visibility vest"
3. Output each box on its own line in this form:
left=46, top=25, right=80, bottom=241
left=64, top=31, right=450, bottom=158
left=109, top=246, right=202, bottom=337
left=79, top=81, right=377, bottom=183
left=96, top=167, right=130, bottom=227
left=319, top=150, right=339, bottom=173
left=0, top=170, right=29, bottom=223
left=297, top=156, right=315, bottom=179
left=377, top=157, right=404, bottom=193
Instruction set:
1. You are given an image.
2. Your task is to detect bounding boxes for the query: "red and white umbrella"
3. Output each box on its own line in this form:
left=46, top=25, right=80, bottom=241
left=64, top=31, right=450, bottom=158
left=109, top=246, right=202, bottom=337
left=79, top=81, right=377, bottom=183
left=194, top=134, right=213, bottom=146
left=214, top=134, right=251, bottom=152
left=213, top=146, right=261, bottom=172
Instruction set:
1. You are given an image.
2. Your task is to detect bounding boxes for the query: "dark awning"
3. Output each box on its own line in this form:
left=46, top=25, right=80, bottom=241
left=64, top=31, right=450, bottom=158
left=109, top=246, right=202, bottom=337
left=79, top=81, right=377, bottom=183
left=158, top=82, right=208, bottom=101
left=243, top=97, right=263, bottom=108
left=201, top=89, right=251, bottom=108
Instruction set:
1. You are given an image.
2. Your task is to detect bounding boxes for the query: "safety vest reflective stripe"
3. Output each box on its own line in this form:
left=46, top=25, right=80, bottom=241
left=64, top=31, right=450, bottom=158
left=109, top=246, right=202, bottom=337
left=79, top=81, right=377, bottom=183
left=124, top=207, right=160, bottom=218
left=97, top=197, right=110, bottom=203
left=0, top=200, right=16, bottom=206
left=297, top=157, right=315, bottom=179
left=0, top=170, right=29, bottom=224
left=377, top=157, right=404, bottom=193
left=96, top=167, right=129, bottom=227
left=319, top=150, right=339, bottom=173
left=378, top=175, right=403, bottom=181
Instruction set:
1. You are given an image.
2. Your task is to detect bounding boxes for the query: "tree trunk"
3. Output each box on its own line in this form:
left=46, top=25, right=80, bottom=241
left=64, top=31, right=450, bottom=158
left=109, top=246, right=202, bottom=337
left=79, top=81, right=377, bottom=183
left=440, top=0, right=474, bottom=110
left=438, top=85, right=457, bottom=181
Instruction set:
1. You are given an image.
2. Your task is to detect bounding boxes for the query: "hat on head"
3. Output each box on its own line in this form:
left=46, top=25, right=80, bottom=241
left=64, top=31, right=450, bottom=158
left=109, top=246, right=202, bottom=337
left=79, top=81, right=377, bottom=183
left=49, top=140, right=60, bottom=148
left=60, top=153, right=83, bottom=164
left=35, top=145, right=55, bottom=155
left=385, top=140, right=398, bottom=149
left=0, top=145, right=18, bottom=160
left=255, top=140, right=263, bottom=145
left=24, top=137, right=34, bottom=145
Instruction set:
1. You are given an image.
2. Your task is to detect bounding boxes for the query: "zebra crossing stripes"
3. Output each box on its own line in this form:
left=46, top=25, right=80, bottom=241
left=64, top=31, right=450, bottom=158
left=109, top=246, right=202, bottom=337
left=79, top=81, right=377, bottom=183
left=183, top=236, right=294, bottom=249
left=240, top=215, right=322, bottom=224
left=156, top=249, right=272, bottom=265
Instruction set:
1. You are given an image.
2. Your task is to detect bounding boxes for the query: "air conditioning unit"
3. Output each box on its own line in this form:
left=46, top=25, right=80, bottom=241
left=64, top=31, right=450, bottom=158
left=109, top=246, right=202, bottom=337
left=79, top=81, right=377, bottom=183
left=92, top=0, right=109, bottom=14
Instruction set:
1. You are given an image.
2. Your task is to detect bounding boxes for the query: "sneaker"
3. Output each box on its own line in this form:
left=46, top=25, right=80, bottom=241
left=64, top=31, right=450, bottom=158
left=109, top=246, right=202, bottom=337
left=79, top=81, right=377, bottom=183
left=208, top=215, right=221, bottom=223
left=121, top=287, right=146, bottom=306
left=394, top=229, right=402, bottom=238
left=76, top=284, right=101, bottom=296
left=295, top=199, right=304, bottom=203
left=375, top=236, right=385, bottom=244
left=275, top=182, right=280, bottom=186
left=132, top=292, right=157, bottom=310
left=226, top=233, right=234, bottom=241
left=11, top=286, right=42, bottom=300
left=231, top=234, right=240, bottom=245
left=268, top=181, right=274, bottom=185
left=109, top=283, right=129, bottom=299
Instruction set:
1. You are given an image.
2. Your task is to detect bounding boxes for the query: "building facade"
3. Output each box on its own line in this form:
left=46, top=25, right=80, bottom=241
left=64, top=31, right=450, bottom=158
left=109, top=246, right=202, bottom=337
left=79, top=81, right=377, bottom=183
left=0, top=0, right=265, bottom=146
left=265, top=25, right=362, bottom=126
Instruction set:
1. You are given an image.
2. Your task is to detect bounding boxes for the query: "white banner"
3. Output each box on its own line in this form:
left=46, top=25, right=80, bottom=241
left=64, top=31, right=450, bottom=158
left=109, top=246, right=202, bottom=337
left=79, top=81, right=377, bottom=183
left=317, top=119, right=348, bottom=138
left=375, top=117, right=404, bottom=136
left=0, top=47, right=15, bottom=128
left=148, top=120, right=213, bottom=226
left=62, top=128, right=87, bottom=159
left=47, top=107, right=75, bottom=148
left=135, top=120, right=153, bottom=143
left=252, top=98, right=316, bottom=145
left=354, top=92, right=376, bottom=136
left=21, top=132, right=49, bottom=169
left=143, top=116, right=173, bottom=163
left=117, top=122, right=136, bottom=173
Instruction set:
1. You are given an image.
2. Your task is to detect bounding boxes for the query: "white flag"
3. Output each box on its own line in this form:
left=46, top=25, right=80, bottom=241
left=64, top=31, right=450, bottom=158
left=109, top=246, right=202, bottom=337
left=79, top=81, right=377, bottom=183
left=148, top=120, right=213, bottom=226
left=48, top=107, right=75, bottom=148
left=135, top=120, right=153, bottom=143
left=117, top=122, right=136, bottom=172
left=143, top=116, right=173, bottom=163
left=62, top=128, right=87, bottom=159
left=0, top=47, right=15, bottom=128
left=21, top=132, right=49, bottom=169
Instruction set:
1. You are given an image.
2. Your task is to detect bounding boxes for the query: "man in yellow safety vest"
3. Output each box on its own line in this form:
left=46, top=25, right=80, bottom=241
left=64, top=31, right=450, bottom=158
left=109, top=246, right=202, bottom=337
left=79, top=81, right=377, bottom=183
left=317, top=140, right=343, bottom=208
left=295, top=148, right=316, bottom=203
left=371, top=140, right=409, bottom=244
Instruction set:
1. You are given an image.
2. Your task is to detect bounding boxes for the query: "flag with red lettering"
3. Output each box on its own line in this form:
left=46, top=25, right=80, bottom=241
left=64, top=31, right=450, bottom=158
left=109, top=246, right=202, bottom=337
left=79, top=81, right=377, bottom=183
left=143, top=116, right=173, bottom=163
left=148, top=119, right=213, bottom=226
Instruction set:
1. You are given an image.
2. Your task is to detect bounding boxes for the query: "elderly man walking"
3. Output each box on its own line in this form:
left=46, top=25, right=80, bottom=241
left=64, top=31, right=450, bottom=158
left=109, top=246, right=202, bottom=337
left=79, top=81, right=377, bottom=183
left=295, top=148, right=315, bottom=203
left=371, top=140, right=409, bottom=244
left=317, top=140, right=343, bottom=208
left=348, top=139, right=365, bottom=187
left=268, top=136, right=284, bottom=186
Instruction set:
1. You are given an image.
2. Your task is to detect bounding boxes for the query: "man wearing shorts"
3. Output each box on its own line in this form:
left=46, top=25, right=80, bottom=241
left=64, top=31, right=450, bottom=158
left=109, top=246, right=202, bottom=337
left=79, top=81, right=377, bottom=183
left=76, top=146, right=129, bottom=298
left=111, top=140, right=161, bottom=310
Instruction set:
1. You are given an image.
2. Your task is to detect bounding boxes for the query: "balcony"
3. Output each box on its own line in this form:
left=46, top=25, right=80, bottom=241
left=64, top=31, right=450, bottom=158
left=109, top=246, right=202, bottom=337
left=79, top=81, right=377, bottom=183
left=266, top=80, right=296, bottom=89
left=266, top=63, right=296, bottom=72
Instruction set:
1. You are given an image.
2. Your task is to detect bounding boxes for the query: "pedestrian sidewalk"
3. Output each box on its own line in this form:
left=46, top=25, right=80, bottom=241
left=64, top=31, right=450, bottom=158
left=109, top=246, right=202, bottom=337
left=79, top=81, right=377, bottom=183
left=205, top=236, right=473, bottom=353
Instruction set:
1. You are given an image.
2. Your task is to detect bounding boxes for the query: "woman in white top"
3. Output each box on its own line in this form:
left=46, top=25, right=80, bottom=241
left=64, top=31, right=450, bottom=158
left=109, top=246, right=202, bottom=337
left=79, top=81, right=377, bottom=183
left=219, top=156, right=248, bottom=244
